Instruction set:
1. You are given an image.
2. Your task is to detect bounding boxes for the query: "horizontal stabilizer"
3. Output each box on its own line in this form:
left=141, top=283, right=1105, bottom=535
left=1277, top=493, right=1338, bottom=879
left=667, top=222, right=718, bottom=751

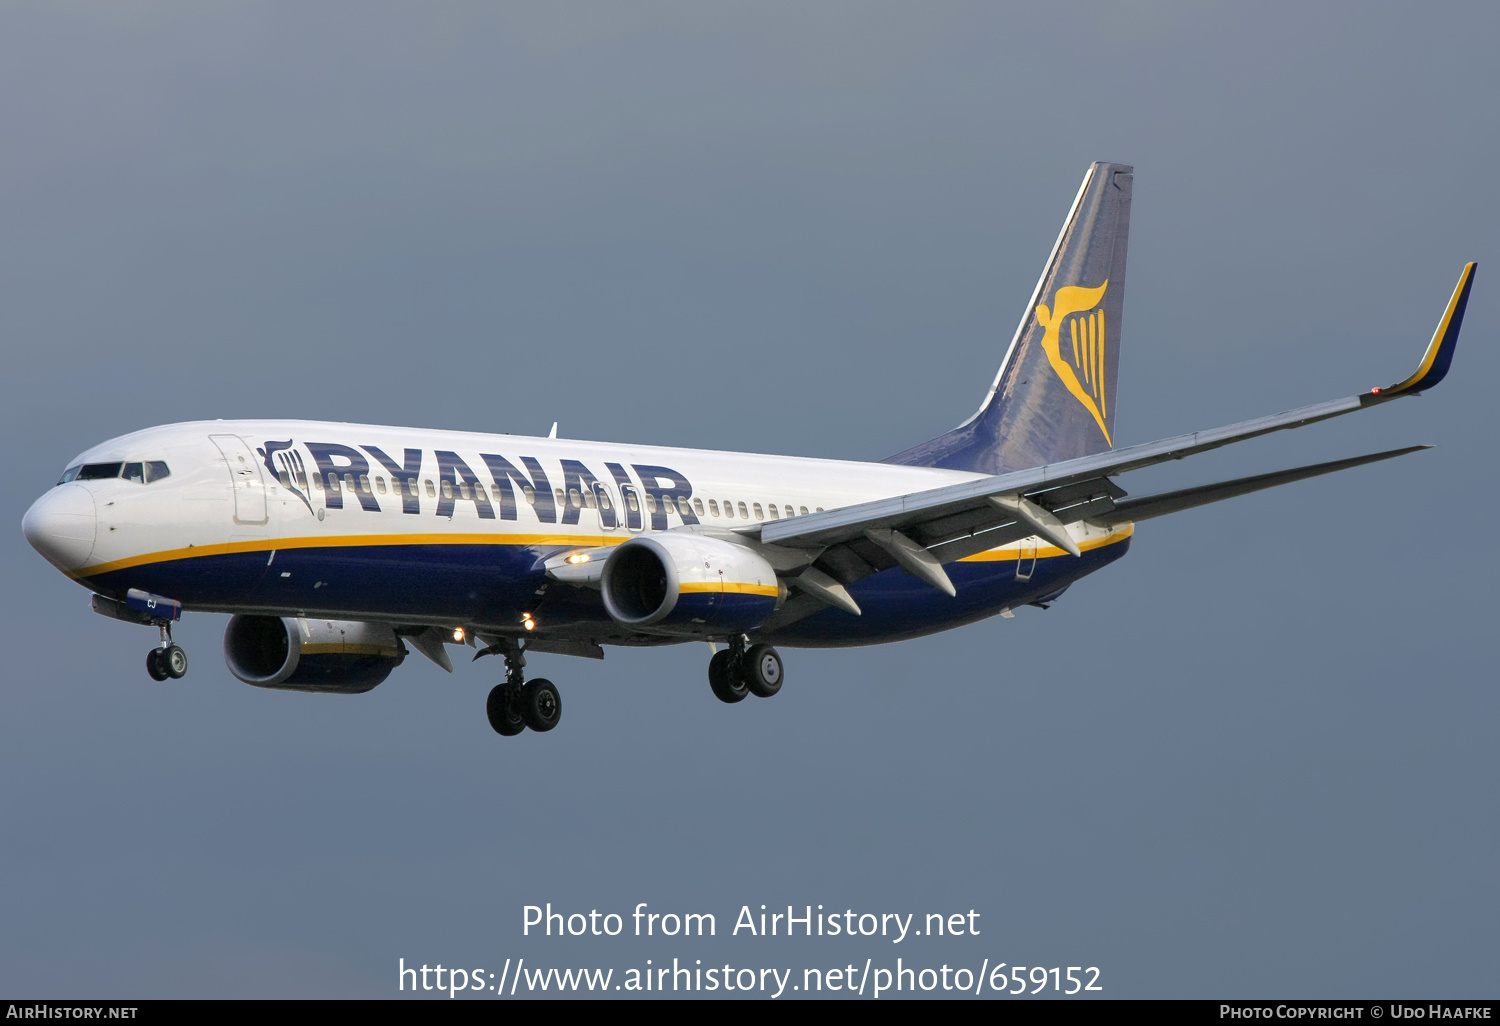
left=1094, top=445, right=1430, bottom=524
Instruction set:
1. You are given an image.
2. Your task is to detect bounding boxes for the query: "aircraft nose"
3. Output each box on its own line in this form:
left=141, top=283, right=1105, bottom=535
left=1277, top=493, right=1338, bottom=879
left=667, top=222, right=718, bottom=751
left=22, top=484, right=97, bottom=572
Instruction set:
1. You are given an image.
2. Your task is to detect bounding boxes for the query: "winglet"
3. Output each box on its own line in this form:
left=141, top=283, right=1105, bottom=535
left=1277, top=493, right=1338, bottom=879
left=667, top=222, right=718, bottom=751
left=1378, top=263, right=1476, bottom=398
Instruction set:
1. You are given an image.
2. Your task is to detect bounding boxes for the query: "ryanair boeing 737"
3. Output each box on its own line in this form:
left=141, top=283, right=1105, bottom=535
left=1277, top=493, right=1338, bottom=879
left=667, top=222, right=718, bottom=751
left=21, top=164, right=1476, bottom=737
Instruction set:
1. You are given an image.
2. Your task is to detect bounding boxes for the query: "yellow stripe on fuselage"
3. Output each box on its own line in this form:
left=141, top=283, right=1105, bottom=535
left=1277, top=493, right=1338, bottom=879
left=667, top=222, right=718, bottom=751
left=72, top=531, right=624, bottom=579
left=73, top=523, right=1134, bottom=580
left=957, top=523, right=1133, bottom=562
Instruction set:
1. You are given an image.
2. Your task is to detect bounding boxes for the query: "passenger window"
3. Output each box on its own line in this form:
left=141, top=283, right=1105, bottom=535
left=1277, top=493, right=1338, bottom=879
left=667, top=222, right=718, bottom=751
left=663, top=496, right=677, bottom=514
left=123, top=463, right=145, bottom=483
left=278, top=470, right=293, bottom=488
left=626, top=493, right=639, bottom=513
left=312, top=475, right=324, bottom=492
left=458, top=481, right=470, bottom=500
left=753, top=503, right=763, bottom=519
left=521, top=484, right=536, bottom=505
left=343, top=473, right=357, bottom=493
left=583, top=489, right=595, bottom=508
left=645, top=494, right=657, bottom=513
left=568, top=487, right=581, bottom=508
left=474, top=483, right=487, bottom=501
left=738, top=502, right=749, bottom=518
left=597, top=490, right=612, bottom=511
left=425, top=480, right=436, bottom=498
left=799, top=506, right=809, bottom=516
left=359, top=474, right=371, bottom=493
left=784, top=505, right=794, bottom=518
left=693, top=498, right=704, bottom=516
left=816, top=507, right=824, bottom=512
left=708, top=499, right=720, bottom=517
left=766, top=503, right=779, bottom=520
left=327, top=474, right=340, bottom=492
left=555, top=488, right=566, bottom=508
left=376, top=477, right=387, bottom=494
left=442, top=481, right=454, bottom=499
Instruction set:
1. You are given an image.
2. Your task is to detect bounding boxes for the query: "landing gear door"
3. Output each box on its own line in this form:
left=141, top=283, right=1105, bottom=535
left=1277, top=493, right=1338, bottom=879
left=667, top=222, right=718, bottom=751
left=1015, top=536, right=1037, bottom=582
left=210, top=434, right=269, bottom=526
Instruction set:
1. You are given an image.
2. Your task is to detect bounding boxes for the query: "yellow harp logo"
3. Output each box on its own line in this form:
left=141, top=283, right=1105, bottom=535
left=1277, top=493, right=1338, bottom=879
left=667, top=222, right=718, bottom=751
left=1036, top=281, right=1112, bottom=446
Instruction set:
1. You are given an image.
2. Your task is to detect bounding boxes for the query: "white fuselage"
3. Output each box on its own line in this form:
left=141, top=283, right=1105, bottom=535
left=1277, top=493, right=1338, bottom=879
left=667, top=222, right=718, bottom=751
left=24, top=419, right=1132, bottom=648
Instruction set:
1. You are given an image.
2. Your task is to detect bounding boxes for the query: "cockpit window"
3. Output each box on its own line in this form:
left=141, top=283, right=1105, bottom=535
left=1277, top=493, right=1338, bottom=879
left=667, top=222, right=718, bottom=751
left=57, top=461, right=171, bottom=486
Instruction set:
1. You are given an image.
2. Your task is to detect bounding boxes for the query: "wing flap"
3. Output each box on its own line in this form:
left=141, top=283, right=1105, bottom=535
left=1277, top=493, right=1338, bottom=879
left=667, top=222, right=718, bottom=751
left=761, top=392, right=1364, bottom=552
left=760, top=265, right=1471, bottom=593
left=763, top=264, right=1473, bottom=554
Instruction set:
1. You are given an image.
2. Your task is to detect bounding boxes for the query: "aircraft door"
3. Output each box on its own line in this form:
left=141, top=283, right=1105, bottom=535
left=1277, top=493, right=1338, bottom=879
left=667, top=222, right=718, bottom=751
left=592, top=482, right=619, bottom=531
left=618, top=484, right=644, bottom=532
left=210, top=434, right=269, bottom=526
left=1015, top=536, right=1037, bottom=582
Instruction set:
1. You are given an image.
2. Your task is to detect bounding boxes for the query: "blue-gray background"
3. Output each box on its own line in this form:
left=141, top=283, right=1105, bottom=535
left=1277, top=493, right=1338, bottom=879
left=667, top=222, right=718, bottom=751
left=2, top=2, right=1495, bottom=999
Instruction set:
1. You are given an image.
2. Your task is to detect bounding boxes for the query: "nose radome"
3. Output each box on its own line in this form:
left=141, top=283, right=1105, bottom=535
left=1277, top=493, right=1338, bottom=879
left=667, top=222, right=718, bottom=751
left=22, top=484, right=97, bottom=572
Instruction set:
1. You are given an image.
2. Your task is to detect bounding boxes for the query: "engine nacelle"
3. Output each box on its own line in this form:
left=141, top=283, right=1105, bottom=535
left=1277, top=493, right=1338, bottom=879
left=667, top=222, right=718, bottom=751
left=223, top=615, right=405, bottom=693
left=601, top=534, right=783, bottom=636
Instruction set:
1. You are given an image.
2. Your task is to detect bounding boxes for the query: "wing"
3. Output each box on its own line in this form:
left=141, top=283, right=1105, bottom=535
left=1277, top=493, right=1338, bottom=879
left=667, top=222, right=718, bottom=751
left=744, top=264, right=1474, bottom=612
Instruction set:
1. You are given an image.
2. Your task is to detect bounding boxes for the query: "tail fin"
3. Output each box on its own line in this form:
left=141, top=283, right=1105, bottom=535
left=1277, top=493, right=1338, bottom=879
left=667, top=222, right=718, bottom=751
left=886, top=161, right=1133, bottom=474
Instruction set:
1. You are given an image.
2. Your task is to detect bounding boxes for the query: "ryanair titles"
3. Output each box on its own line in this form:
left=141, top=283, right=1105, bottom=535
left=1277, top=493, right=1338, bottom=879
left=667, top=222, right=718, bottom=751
left=257, top=439, right=697, bottom=531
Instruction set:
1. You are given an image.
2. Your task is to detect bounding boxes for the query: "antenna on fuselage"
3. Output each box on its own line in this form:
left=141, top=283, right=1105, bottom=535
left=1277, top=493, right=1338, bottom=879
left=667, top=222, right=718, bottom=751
left=548, top=422, right=558, bottom=439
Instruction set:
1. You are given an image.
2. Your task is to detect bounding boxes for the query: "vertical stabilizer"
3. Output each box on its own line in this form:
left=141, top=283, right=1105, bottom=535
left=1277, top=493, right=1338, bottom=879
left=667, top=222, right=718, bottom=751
left=887, top=162, right=1133, bottom=474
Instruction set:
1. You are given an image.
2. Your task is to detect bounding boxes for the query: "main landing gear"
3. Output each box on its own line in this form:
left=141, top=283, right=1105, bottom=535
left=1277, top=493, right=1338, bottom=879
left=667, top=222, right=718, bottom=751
left=145, top=622, right=188, bottom=681
left=709, top=637, right=783, bottom=704
left=485, top=641, right=562, bottom=737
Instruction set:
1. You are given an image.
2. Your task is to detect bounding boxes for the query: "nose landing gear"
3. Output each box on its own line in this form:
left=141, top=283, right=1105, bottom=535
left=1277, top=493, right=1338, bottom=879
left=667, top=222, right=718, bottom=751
left=91, top=591, right=188, bottom=682
left=145, top=622, right=187, bottom=681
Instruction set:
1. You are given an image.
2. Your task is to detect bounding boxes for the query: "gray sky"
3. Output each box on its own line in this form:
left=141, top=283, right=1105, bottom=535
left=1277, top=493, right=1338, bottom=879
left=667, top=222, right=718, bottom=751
left=2, top=1, right=1496, bottom=998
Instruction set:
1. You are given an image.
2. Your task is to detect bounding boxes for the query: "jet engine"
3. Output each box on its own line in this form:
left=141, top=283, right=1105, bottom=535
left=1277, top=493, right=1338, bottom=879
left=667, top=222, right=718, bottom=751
left=601, top=534, right=783, bottom=636
left=223, top=615, right=406, bottom=693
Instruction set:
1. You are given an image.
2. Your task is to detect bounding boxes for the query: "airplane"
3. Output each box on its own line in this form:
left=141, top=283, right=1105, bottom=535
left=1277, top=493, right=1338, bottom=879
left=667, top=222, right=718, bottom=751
left=20, top=162, right=1476, bottom=738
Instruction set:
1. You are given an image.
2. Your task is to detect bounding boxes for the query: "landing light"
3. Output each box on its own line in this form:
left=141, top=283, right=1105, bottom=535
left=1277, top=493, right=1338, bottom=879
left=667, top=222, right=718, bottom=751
left=522, top=613, right=536, bottom=631
left=566, top=553, right=590, bottom=565
left=453, top=627, right=465, bottom=642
